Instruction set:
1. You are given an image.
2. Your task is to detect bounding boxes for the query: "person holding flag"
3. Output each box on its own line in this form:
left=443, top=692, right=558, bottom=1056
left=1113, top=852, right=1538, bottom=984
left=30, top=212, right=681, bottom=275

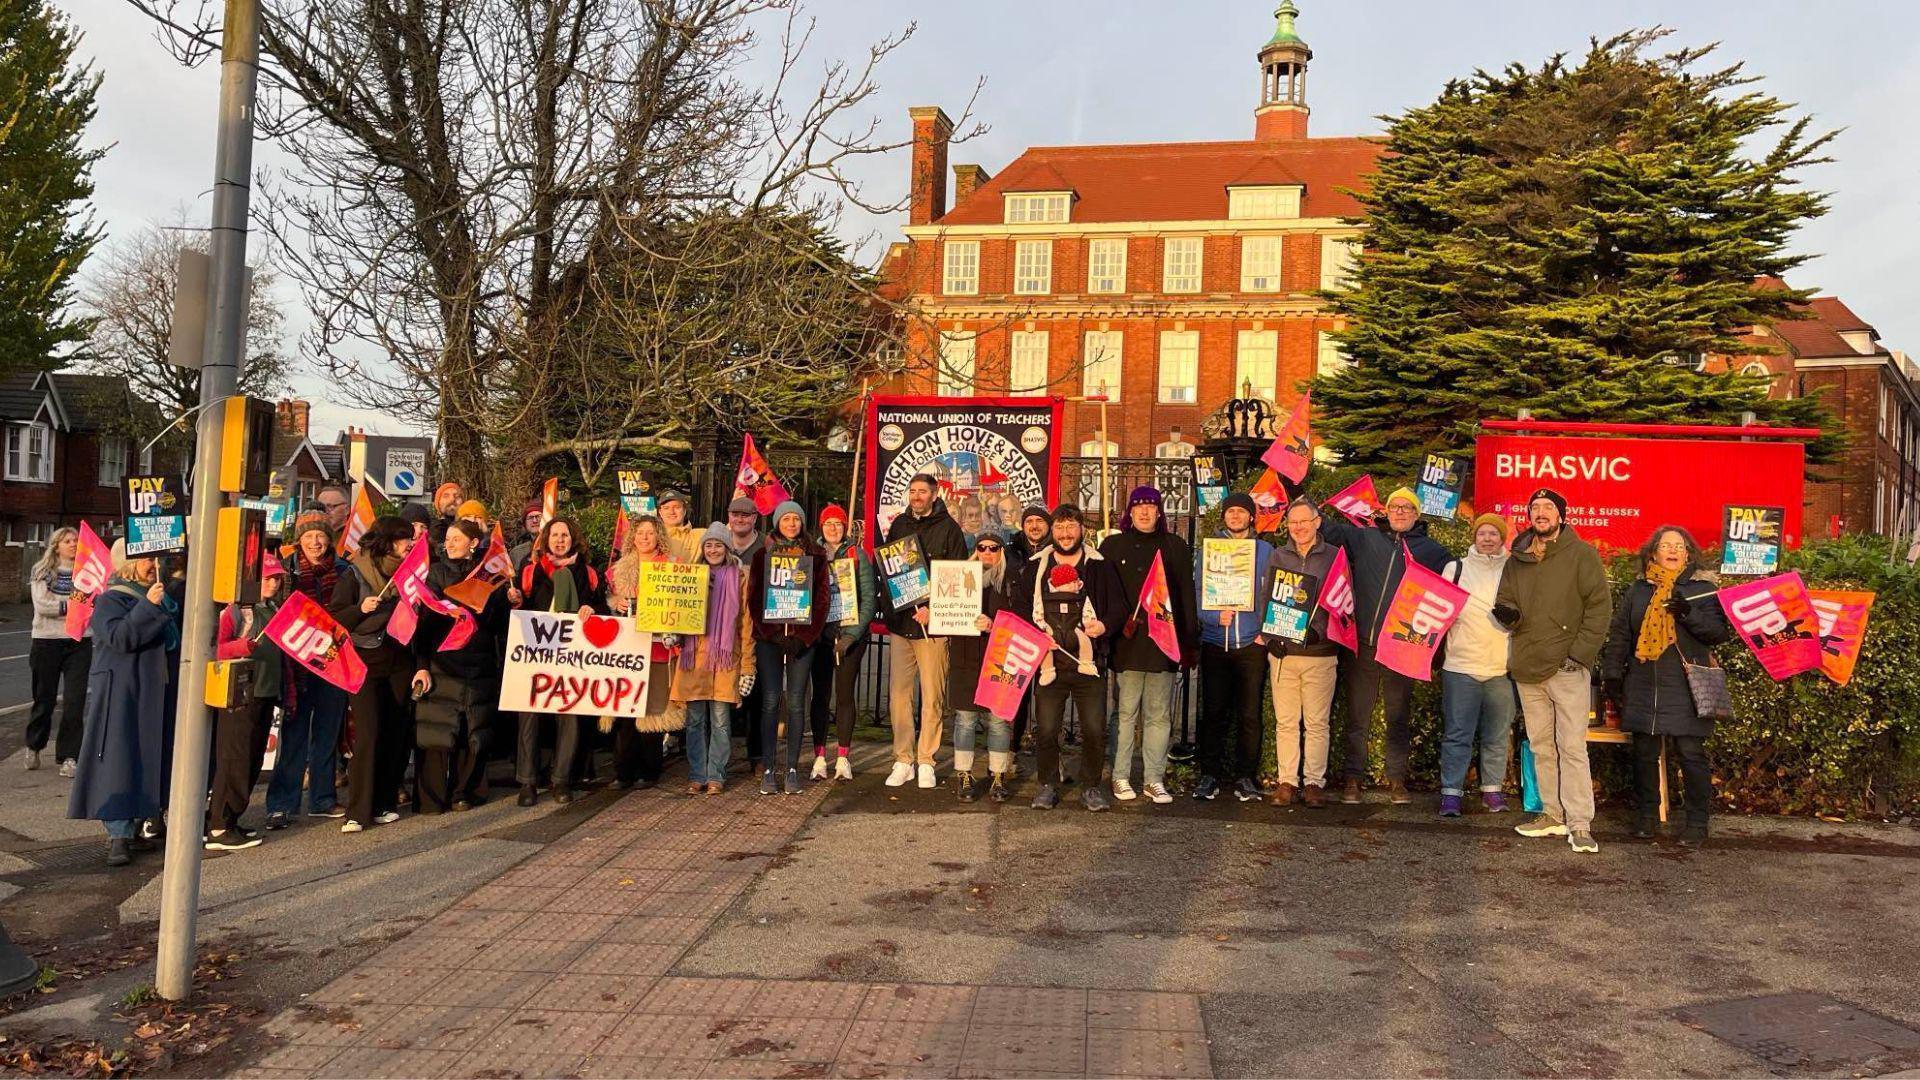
left=944, top=534, right=1017, bottom=802
left=1263, top=498, right=1342, bottom=808
left=330, top=516, right=426, bottom=834
left=1194, top=494, right=1274, bottom=802
left=413, top=518, right=514, bottom=814
left=27, top=527, right=92, bottom=776
left=1099, top=486, right=1198, bottom=805
left=1492, top=488, right=1612, bottom=853
left=1600, top=526, right=1731, bottom=846
left=1012, top=504, right=1129, bottom=812
left=265, top=512, right=350, bottom=830
left=206, top=554, right=290, bottom=850
left=514, top=515, right=605, bottom=805
left=1436, top=514, right=1518, bottom=818
left=1319, top=485, right=1451, bottom=806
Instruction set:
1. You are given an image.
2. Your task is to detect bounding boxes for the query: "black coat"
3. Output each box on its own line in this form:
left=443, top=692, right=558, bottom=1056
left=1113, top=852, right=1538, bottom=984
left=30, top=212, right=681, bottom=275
left=1098, top=526, right=1199, bottom=672
left=946, top=569, right=1015, bottom=709
left=879, top=498, right=969, bottom=639
left=420, top=556, right=513, bottom=682
left=1320, top=516, right=1451, bottom=648
left=1600, top=569, right=1732, bottom=738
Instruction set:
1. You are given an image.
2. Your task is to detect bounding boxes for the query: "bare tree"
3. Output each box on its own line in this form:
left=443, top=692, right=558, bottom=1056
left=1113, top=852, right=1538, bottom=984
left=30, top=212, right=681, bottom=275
left=123, top=0, right=982, bottom=500
left=79, top=216, right=288, bottom=428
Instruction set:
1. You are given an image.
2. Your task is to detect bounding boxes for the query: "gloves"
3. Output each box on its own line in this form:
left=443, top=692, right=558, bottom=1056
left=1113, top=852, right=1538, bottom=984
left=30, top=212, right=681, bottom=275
left=1122, top=615, right=1141, bottom=639
left=1604, top=679, right=1625, bottom=710
left=737, top=673, right=756, bottom=698
left=1490, top=602, right=1521, bottom=628
left=1558, top=657, right=1586, bottom=675
left=1664, top=595, right=1692, bottom=617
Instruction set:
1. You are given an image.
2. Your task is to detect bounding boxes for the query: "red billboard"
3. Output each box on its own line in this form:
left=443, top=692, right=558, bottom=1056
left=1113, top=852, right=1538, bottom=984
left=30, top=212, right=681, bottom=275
left=1474, top=432, right=1805, bottom=554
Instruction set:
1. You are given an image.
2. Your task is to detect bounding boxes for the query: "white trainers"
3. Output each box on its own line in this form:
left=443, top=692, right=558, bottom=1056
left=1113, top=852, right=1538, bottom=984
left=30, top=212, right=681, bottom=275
left=917, top=764, right=936, bottom=789
left=1145, top=782, right=1173, bottom=804
left=810, top=757, right=829, bottom=781
left=25, top=750, right=40, bottom=771
left=834, top=757, right=853, bottom=781
left=58, top=759, right=77, bottom=779
left=374, top=810, right=400, bottom=825
left=1111, top=779, right=1137, bottom=801
left=341, top=820, right=363, bottom=834
left=885, top=762, right=914, bottom=787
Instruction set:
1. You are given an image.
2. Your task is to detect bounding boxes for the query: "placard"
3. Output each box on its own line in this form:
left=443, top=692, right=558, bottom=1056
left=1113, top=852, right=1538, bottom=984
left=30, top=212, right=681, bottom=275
left=1191, top=454, right=1225, bottom=513
left=876, top=533, right=931, bottom=609
left=929, top=560, right=984, bottom=636
left=1416, top=454, right=1464, bottom=519
left=1200, top=538, right=1257, bottom=611
left=827, top=557, right=859, bottom=625
left=762, top=552, right=815, bottom=624
left=123, top=474, right=187, bottom=555
left=633, top=560, right=708, bottom=634
left=617, top=470, right=657, bottom=516
left=501, top=610, right=653, bottom=716
left=1261, top=567, right=1320, bottom=643
left=1720, top=505, right=1784, bottom=576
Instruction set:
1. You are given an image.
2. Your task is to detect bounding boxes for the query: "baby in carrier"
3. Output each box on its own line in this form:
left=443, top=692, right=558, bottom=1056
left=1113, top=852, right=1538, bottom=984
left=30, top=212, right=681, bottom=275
left=1037, top=561, right=1098, bottom=685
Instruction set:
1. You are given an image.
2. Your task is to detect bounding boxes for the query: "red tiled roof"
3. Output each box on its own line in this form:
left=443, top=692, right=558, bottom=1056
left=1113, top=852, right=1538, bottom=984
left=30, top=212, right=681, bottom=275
left=1771, top=314, right=1853, bottom=359
left=1809, top=295, right=1873, bottom=334
left=936, top=136, right=1382, bottom=225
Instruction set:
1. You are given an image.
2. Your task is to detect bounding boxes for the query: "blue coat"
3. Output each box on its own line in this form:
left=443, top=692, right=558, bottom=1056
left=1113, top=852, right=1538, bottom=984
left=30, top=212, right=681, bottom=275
left=67, top=584, right=174, bottom=823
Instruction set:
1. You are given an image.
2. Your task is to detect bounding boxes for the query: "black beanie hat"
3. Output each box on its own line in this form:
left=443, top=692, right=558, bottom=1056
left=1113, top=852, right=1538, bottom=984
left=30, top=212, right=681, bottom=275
left=1528, top=487, right=1569, bottom=518
left=1221, top=492, right=1257, bottom=518
left=1021, top=504, right=1052, bottom=526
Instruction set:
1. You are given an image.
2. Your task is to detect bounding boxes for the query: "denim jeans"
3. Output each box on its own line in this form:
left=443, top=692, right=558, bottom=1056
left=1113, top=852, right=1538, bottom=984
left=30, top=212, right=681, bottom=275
left=1440, top=670, right=1516, bottom=796
left=952, top=708, right=1013, bottom=777
left=756, top=640, right=815, bottom=770
left=266, top=671, right=345, bottom=815
left=104, top=819, right=137, bottom=839
left=1111, top=669, right=1175, bottom=787
left=684, top=699, right=733, bottom=785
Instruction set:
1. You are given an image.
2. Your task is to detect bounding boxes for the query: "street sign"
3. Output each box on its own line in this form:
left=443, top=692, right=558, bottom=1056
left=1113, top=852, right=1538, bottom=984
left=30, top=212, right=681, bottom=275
left=385, top=447, right=427, bottom=497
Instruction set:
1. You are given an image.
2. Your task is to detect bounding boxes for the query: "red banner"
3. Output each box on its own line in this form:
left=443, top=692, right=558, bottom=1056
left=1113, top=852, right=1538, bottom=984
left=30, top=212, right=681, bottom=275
left=861, top=396, right=1063, bottom=555
left=1718, top=571, right=1821, bottom=680
left=1475, top=433, right=1805, bottom=554
left=1326, top=475, right=1381, bottom=526
left=1319, top=547, right=1358, bottom=652
left=1808, top=589, right=1874, bottom=687
left=1260, top=392, right=1312, bottom=484
left=263, top=589, right=367, bottom=694
left=973, top=610, right=1052, bottom=721
left=1372, top=556, right=1470, bottom=681
left=65, top=521, right=114, bottom=640
left=733, top=433, right=792, bottom=515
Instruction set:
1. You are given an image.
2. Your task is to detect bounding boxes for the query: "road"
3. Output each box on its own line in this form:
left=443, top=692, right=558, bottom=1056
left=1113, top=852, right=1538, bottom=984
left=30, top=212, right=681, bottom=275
left=0, top=604, right=36, bottom=732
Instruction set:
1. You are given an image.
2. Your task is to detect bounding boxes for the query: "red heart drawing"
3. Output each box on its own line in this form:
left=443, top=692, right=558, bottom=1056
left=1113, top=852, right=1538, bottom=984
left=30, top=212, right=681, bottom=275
left=580, top=614, right=620, bottom=649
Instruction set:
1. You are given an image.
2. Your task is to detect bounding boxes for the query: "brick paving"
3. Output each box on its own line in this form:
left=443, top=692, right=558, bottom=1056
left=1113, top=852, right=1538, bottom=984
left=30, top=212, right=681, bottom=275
left=243, top=766, right=1211, bottom=1079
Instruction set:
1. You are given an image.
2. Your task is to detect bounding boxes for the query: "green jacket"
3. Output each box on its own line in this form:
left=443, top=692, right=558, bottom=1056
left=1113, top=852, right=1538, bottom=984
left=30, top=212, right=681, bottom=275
left=1494, top=524, right=1612, bottom=684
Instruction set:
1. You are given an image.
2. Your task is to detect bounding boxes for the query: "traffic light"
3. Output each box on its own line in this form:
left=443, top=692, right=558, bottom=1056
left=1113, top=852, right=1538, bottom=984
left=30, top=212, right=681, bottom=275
left=213, top=505, right=267, bottom=604
left=216, top=396, right=276, bottom=495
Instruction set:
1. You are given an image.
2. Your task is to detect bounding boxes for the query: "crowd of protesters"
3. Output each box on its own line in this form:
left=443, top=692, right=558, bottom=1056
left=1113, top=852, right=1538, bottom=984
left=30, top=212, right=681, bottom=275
left=30, top=468, right=1735, bottom=868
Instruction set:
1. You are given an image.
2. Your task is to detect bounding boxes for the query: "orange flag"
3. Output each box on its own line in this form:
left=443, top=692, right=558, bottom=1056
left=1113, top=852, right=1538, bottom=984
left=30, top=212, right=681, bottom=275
left=336, top=484, right=381, bottom=557
left=1249, top=468, right=1288, bottom=533
left=539, top=477, right=560, bottom=533
left=1260, top=392, right=1312, bottom=484
left=445, top=521, right=515, bottom=612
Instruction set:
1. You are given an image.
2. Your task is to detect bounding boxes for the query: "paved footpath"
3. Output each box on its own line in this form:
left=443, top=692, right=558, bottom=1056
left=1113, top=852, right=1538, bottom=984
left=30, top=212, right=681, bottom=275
left=244, top=755, right=1208, bottom=1079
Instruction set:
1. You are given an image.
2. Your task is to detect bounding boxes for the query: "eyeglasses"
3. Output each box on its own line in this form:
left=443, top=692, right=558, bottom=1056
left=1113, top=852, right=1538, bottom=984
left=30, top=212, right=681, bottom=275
left=318, top=499, right=347, bottom=511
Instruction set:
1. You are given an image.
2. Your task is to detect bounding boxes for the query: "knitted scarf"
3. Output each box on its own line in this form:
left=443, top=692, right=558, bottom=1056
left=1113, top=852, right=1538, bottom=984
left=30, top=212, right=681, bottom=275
left=293, top=549, right=339, bottom=607
left=685, top=563, right=742, bottom=673
left=1636, top=563, right=1682, bottom=663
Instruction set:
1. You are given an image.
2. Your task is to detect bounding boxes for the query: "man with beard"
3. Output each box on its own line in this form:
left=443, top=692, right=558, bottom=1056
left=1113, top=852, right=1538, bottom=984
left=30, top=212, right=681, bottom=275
left=1098, top=486, right=1198, bottom=804
left=429, top=482, right=465, bottom=548
left=1494, top=488, right=1611, bottom=854
left=1005, top=505, right=1053, bottom=565
left=1013, top=504, right=1128, bottom=811
left=880, top=475, right=969, bottom=788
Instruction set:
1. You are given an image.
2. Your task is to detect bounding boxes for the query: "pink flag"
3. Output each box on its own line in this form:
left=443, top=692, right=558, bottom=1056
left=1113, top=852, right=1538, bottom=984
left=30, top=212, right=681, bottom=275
left=1808, top=589, right=1874, bottom=687
left=733, top=433, right=792, bottom=515
left=263, top=589, right=368, bottom=694
left=1319, top=546, right=1358, bottom=652
left=1326, top=475, right=1382, bottom=526
left=1138, top=550, right=1181, bottom=664
left=1719, top=571, right=1822, bottom=680
left=1372, top=554, right=1470, bottom=681
left=385, top=540, right=431, bottom=645
left=972, top=610, right=1053, bottom=721
left=1260, top=392, right=1312, bottom=483
left=66, top=521, right=114, bottom=640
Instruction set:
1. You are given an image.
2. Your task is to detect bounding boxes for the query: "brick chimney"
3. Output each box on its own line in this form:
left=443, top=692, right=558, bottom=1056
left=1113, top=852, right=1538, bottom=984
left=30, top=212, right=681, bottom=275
left=952, top=163, right=991, bottom=205
left=909, top=106, right=954, bottom=226
left=275, top=398, right=310, bottom=438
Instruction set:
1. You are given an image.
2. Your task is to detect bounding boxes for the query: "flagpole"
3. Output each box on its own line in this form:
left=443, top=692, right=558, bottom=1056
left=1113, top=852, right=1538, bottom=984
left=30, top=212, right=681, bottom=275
left=1098, top=390, right=1111, bottom=537
left=846, top=380, right=870, bottom=544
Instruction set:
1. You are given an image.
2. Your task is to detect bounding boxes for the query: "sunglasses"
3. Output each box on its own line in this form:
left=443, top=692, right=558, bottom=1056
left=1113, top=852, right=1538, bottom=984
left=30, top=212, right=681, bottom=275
left=975, top=543, right=1003, bottom=553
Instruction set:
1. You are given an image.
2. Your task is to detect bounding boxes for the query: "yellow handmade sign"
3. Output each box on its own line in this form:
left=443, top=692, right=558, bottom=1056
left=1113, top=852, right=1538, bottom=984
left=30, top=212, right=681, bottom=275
left=632, top=561, right=709, bottom=634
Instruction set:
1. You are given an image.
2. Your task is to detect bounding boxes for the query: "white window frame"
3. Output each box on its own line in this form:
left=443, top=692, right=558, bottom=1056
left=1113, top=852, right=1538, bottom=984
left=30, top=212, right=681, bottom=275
left=1227, top=185, right=1302, bottom=220
left=942, top=240, right=979, bottom=296
left=1082, top=330, right=1123, bottom=402
left=1078, top=439, right=1120, bottom=457
left=1162, top=237, right=1202, bottom=293
left=6, top=521, right=53, bottom=547
left=1009, top=331, right=1050, bottom=396
left=1740, top=361, right=1771, bottom=379
left=1320, top=234, right=1359, bottom=290
left=1241, top=236, right=1284, bottom=292
left=1004, top=192, right=1071, bottom=224
left=1316, top=330, right=1351, bottom=377
left=1087, top=238, right=1127, bottom=294
left=1157, top=330, right=1198, bottom=404
left=1014, top=240, right=1052, bottom=295
left=1235, top=330, right=1278, bottom=401
left=937, top=332, right=976, bottom=397
left=5, top=422, right=54, bottom=483
left=98, top=434, right=127, bottom=487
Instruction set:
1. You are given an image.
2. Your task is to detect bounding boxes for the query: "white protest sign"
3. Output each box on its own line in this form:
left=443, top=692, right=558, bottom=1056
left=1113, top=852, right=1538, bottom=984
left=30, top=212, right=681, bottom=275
left=929, top=559, right=984, bottom=636
left=501, top=610, right=653, bottom=717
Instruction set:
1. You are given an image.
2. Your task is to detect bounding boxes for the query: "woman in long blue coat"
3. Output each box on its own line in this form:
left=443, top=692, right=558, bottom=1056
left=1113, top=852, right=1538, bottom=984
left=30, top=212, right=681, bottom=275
left=67, top=541, right=177, bottom=867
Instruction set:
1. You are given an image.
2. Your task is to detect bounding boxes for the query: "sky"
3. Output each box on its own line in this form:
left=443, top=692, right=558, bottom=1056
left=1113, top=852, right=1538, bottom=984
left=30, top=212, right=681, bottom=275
left=63, top=0, right=1920, bottom=442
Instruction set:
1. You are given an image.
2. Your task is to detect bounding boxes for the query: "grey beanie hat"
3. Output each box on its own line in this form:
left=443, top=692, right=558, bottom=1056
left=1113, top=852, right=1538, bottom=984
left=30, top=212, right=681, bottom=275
left=700, top=522, right=731, bottom=549
left=771, top=500, right=806, bottom=530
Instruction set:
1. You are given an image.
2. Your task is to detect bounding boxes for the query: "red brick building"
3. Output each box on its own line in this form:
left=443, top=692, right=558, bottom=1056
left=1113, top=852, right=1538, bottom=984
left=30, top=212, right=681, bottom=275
left=1711, top=288, right=1920, bottom=537
left=879, top=2, right=1378, bottom=458
left=0, top=371, right=170, bottom=546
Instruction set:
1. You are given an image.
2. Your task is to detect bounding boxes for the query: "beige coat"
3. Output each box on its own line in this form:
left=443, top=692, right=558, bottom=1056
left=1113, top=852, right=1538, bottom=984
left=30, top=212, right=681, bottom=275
left=669, top=576, right=757, bottom=705
left=664, top=522, right=702, bottom=564
left=607, top=548, right=681, bottom=732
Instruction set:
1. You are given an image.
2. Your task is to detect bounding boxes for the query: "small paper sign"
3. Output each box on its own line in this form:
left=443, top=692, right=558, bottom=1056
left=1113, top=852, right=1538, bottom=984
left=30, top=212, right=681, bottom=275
left=1720, top=505, right=1784, bottom=576
left=1261, top=567, right=1320, bottom=643
left=1415, top=454, right=1463, bottom=519
left=929, top=560, right=984, bottom=636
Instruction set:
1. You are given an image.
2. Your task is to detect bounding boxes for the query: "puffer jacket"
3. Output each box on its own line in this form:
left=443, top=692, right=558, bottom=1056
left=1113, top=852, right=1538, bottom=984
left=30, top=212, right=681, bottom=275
left=1320, top=516, right=1452, bottom=649
left=1495, top=524, right=1612, bottom=683
left=1440, top=548, right=1511, bottom=679
left=1600, top=568, right=1732, bottom=738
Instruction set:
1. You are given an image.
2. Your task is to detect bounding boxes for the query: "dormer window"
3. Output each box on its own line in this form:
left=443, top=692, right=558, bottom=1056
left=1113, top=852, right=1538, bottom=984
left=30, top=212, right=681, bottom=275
left=1840, top=329, right=1877, bottom=355
left=1227, top=185, right=1302, bottom=220
left=1004, top=192, right=1071, bottom=224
